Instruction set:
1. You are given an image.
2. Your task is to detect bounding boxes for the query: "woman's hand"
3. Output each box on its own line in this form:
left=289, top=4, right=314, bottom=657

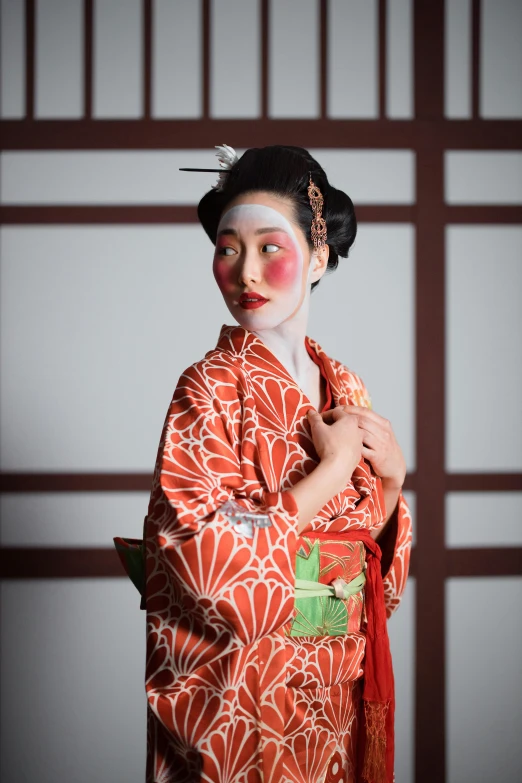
left=327, top=405, right=406, bottom=490
left=289, top=408, right=364, bottom=533
left=307, top=407, right=363, bottom=488
left=321, top=405, right=406, bottom=535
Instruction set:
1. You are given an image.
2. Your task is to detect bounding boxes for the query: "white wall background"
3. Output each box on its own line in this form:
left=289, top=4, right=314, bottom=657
left=1, top=1, right=521, bottom=782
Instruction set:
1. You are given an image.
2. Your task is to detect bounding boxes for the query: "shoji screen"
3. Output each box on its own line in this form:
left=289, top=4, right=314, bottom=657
left=1, top=2, right=520, bottom=782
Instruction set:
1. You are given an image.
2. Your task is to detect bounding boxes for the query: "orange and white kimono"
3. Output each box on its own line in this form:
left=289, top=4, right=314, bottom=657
left=144, top=325, right=412, bottom=783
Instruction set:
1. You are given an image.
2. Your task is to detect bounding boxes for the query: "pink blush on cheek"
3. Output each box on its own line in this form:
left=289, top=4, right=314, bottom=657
left=264, top=249, right=301, bottom=289
left=213, top=256, right=236, bottom=292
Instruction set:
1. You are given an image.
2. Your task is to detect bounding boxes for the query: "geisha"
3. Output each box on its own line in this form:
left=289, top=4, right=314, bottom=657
left=136, top=144, right=412, bottom=783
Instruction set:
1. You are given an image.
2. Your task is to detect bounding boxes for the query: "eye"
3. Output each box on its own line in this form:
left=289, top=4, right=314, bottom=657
left=219, top=246, right=236, bottom=256
left=262, top=243, right=280, bottom=253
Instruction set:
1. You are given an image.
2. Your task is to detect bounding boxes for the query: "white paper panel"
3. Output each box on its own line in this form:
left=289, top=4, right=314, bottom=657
left=93, top=0, right=142, bottom=118
left=35, top=0, right=83, bottom=118
left=0, top=225, right=230, bottom=471
left=0, top=580, right=146, bottom=783
left=0, top=492, right=149, bottom=547
left=269, top=0, right=318, bottom=118
left=445, top=152, right=522, bottom=204
left=310, top=149, right=415, bottom=204
left=446, top=226, right=522, bottom=472
left=0, top=150, right=220, bottom=204
left=387, top=578, right=415, bottom=783
left=386, top=0, right=413, bottom=118
left=446, top=492, right=522, bottom=548
left=0, top=149, right=415, bottom=205
left=0, top=0, right=25, bottom=117
left=444, top=0, right=471, bottom=118
left=211, top=0, right=260, bottom=118
left=446, top=577, right=522, bottom=782
left=481, top=0, right=522, bottom=118
left=309, top=224, right=415, bottom=471
left=152, top=0, right=201, bottom=118
left=327, top=0, right=378, bottom=118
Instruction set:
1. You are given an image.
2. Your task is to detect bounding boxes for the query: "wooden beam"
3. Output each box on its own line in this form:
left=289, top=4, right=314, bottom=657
left=414, top=2, right=446, bottom=780
left=1, top=119, right=521, bottom=151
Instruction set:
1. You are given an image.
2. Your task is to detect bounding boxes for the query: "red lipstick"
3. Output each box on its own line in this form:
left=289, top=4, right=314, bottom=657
left=238, top=292, right=268, bottom=310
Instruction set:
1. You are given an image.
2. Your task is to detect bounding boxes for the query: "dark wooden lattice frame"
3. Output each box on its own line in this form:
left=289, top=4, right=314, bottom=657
left=1, top=3, right=521, bottom=781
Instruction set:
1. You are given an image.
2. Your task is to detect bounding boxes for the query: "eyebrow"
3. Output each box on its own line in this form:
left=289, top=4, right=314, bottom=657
left=217, top=226, right=289, bottom=237
left=255, top=227, right=289, bottom=236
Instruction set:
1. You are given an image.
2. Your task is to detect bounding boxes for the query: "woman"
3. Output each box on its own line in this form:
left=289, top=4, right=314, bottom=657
left=144, top=145, right=412, bottom=783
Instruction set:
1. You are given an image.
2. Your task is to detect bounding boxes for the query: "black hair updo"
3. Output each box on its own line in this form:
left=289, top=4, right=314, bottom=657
left=197, top=145, right=357, bottom=291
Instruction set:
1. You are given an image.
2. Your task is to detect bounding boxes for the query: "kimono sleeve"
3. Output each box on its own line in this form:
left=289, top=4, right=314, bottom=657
left=378, top=490, right=413, bottom=619
left=145, top=361, right=299, bottom=676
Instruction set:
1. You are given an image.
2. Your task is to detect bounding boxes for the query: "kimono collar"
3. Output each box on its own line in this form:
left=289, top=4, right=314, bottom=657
left=214, top=324, right=361, bottom=410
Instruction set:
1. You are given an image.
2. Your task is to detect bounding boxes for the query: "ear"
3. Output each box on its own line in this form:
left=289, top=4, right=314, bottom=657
left=309, top=244, right=330, bottom=284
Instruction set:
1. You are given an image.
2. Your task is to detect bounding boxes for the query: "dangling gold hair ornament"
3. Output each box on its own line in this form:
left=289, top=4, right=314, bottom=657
left=178, top=143, right=239, bottom=192
left=307, top=173, right=327, bottom=251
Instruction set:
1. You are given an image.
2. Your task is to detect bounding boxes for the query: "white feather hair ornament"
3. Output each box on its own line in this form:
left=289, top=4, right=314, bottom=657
left=213, top=143, right=240, bottom=191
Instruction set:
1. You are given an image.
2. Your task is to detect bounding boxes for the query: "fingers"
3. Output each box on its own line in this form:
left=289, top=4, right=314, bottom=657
left=330, top=406, right=347, bottom=422
left=308, top=407, right=361, bottom=441
left=322, top=405, right=390, bottom=437
left=321, top=407, right=372, bottom=434
left=359, top=428, right=378, bottom=449
left=320, top=409, right=336, bottom=423
left=361, top=447, right=381, bottom=475
left=321, top=406, right=351, bottom=423
left=307, top=409, right=328, bottom=429
left=309, top=409, right=349, bottom=427
left=309, top=407, right=367, bottom=450
left=343, top=405, right=391, bottom=430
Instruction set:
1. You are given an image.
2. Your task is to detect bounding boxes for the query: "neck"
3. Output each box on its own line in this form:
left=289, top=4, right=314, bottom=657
left=252, top=296, right=312, bottom=386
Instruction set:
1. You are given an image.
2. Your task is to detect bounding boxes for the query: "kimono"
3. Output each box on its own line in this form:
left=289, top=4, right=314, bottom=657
left=144, top=325, right=412, bottom=783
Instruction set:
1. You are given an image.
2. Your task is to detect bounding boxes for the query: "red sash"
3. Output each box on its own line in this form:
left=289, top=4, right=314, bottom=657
left=307, top=529, right=394, bottom=783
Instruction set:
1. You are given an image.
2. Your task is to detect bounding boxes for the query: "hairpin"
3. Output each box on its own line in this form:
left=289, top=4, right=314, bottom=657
left=179, top=144, right=240, bottom=191
left=308, top=173, right=327, bottom=250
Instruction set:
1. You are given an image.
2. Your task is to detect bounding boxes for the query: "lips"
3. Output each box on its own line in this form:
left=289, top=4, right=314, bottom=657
left=238, top=292, right=268, bottom=310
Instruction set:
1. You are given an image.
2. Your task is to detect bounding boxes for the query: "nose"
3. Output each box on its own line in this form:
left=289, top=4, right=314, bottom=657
left=237, top=247, right=262, bottom=287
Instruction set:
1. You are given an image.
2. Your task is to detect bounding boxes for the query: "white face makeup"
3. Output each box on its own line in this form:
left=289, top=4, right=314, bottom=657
left=213, top=203, right=313, bottom=331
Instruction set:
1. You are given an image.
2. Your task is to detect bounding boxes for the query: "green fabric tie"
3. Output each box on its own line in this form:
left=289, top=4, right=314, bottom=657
left=289, top=540, right=367, bottom=636
left=295, top=571, right=366, bottom=600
